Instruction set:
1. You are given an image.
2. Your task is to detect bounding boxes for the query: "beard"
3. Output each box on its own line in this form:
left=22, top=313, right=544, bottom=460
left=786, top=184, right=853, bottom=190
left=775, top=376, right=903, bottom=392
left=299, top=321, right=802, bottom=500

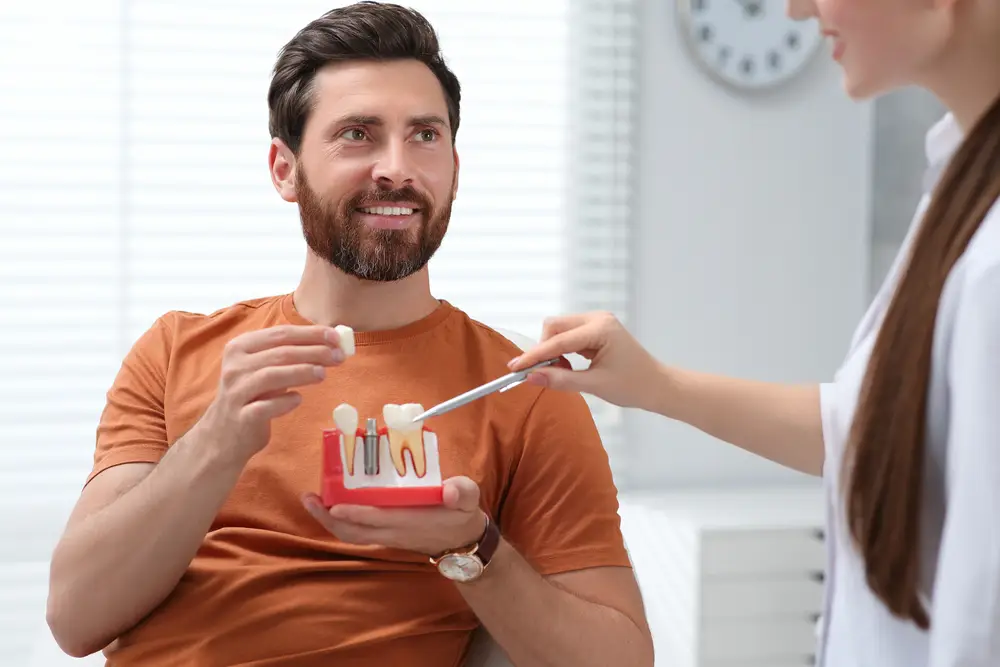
left=296, top=170, right=452, bottom=282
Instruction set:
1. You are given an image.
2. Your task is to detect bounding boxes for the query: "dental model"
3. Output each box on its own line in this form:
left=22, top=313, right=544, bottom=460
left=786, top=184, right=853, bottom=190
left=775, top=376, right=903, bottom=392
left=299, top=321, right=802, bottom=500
left=320, top=401, right=444, bottom=507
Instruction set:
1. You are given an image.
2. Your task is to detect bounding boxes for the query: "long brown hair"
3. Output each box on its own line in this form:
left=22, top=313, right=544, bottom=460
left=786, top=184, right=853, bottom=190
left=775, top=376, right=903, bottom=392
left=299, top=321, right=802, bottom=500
left=844, top=91, right=1000, bottom=629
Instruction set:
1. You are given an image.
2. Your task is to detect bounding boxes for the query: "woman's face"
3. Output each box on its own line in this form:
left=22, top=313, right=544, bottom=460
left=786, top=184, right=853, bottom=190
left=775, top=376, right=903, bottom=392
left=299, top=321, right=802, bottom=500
left=786, top=0, right=955, bottom=99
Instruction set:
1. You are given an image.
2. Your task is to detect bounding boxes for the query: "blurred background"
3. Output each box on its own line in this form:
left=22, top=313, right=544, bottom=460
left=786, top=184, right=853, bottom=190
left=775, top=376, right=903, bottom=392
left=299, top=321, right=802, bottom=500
left=0, top=0, right=947, bottom=664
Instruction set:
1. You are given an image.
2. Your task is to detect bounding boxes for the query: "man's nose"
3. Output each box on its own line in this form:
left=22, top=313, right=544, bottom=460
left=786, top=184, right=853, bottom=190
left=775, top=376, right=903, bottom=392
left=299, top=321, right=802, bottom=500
left=371, top=140, right=414, bottom=187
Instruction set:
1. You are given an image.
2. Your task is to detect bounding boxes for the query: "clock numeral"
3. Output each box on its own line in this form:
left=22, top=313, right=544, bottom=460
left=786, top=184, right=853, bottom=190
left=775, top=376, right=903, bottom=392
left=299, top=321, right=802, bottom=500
left=786, top=31, right=800, bottom=49
left=740, top=56, right=754, bottom=76
left=698, top=25, right=713, bottom=42
left=692, top=0, right=707, bottom=11
left=767, top=50, right=782, bottom=70
left=718, top=46, right=731, bottom=63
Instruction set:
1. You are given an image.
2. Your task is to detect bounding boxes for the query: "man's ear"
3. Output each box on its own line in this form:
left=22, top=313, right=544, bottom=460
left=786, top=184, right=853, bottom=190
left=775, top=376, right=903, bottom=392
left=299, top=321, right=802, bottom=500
left=451, top=148, right=460, bottom=201
left=268, top=138, right=298, bottom=203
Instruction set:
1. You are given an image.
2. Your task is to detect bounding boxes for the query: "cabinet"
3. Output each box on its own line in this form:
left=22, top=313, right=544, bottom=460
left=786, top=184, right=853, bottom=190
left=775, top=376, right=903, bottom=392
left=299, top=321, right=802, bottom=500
left=618, top=487, right=826, bottom=666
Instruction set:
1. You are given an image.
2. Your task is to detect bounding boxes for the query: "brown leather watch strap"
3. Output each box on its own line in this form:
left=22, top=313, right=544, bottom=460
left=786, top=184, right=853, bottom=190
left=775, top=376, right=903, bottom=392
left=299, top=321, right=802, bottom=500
left=476, top=514, right=501, bottom=566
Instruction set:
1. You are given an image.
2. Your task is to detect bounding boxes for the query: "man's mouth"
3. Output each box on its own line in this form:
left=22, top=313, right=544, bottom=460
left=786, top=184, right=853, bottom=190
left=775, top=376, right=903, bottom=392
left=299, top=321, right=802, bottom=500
left=358, top=206, right=418, bottom=216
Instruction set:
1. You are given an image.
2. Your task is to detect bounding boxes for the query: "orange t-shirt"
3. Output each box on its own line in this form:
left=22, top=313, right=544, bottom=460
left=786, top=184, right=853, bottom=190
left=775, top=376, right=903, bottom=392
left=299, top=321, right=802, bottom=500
left=90, top=294, right=630, bottom=666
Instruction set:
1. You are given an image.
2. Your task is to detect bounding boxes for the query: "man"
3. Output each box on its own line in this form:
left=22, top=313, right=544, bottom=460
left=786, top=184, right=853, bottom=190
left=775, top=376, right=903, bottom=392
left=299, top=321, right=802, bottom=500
left=45, top=3, right=653, bottom=665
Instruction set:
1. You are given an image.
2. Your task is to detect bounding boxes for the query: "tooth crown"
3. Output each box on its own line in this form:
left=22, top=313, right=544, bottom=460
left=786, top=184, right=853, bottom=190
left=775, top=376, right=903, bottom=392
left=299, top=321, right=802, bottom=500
left=333, top=325, right=355, bottom=357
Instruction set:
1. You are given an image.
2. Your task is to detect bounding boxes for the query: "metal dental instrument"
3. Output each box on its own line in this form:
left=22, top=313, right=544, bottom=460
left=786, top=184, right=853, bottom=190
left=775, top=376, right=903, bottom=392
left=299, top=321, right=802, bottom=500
left=363, top=417, right=379, bottom=475
left=409, top=358, right=561, bottom=422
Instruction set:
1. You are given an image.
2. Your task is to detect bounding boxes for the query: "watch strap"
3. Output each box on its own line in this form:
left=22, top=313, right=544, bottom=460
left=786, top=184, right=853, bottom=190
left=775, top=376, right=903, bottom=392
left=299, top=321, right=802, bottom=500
left=476, top=514, right=500, bottom=566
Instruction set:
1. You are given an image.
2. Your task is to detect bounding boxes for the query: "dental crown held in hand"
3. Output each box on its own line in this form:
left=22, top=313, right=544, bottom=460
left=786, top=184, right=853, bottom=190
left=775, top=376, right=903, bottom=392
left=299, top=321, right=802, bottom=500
left=320, top=401, right=444, bottom=508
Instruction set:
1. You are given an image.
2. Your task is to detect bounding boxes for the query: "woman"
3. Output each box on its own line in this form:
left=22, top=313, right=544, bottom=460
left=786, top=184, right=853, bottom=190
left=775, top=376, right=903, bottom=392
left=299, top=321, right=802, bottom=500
left=507, top=0, right=1000, bottom=663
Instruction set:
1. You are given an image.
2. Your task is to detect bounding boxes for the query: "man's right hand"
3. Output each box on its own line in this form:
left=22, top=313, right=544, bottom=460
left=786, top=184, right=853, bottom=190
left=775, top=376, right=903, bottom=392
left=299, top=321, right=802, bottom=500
left=197, top=325, right=350, bottom=465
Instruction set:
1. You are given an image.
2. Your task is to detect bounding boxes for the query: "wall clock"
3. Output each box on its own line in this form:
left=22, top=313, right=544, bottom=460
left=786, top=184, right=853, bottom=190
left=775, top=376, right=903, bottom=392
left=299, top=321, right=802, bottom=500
left=676, top=0, right=823, bottom=92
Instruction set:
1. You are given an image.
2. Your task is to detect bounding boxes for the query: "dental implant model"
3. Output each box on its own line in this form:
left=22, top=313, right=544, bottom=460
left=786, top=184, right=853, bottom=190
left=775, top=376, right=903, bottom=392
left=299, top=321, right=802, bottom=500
left=320, top=402, right=444, bottom=507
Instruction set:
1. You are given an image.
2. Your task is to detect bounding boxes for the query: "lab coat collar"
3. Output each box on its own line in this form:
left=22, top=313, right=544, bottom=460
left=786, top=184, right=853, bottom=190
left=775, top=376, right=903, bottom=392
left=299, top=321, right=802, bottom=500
left=922, top=113, right=963, bottom=194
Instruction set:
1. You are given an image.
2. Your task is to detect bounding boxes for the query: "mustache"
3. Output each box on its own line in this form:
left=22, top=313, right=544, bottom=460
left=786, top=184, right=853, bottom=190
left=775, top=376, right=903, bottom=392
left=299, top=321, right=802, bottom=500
left=350, top=185, right=431, bottom=209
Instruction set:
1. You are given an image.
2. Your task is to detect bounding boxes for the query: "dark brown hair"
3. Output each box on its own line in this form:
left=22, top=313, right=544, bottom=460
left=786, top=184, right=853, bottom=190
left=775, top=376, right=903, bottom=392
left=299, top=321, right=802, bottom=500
left=267, top=1, right=461, bottom=154
left=844, top=91, right=1000, bottom=629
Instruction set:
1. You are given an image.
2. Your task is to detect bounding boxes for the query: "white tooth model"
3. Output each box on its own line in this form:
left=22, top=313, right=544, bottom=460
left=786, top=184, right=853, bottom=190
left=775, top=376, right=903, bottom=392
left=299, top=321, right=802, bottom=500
left=320, top=401, right=443, bottom=507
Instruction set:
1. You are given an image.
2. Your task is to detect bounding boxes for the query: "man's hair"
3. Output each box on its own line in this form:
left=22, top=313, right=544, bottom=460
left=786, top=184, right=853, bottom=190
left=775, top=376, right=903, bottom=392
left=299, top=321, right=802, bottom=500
left=267, top=1, right=462, bottom=154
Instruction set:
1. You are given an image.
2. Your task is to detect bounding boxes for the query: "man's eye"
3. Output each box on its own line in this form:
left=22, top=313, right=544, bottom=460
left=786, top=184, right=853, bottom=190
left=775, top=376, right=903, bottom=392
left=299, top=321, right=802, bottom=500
left=416, top=129, right=437, bottom=142
left=341, top=128, right=367, bottom=141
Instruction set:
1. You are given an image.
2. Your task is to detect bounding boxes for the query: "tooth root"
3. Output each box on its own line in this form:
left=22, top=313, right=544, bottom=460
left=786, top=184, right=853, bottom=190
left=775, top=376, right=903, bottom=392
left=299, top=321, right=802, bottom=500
left=383, top=403, right=428, bottom=477
left=386, top=429, right=427, bottom=477
left=333, top=403, right=359, bottom=474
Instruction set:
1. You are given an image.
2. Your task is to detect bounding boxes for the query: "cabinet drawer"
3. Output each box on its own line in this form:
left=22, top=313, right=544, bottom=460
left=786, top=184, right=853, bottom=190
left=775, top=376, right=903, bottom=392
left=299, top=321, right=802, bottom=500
left=702, top=528, right=824, bottom=577
left=701, top=577, right=824, bottom=619
left=700, top=618, right=817, bottom=661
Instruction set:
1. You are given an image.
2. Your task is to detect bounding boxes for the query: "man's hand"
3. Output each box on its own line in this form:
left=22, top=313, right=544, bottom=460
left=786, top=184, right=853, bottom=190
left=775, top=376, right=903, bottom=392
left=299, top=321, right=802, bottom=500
left=302, top=476, right=487, bottom=556
left=198, top=324, right=348, bottom=466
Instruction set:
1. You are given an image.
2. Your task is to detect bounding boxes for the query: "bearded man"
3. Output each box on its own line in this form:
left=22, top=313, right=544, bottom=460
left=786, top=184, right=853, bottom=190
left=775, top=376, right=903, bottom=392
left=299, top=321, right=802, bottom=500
left=44, top=3, right=652, bottom=666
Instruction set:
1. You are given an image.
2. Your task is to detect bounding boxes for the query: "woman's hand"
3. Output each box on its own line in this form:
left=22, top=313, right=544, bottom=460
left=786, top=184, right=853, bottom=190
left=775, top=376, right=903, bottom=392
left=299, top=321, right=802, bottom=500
left=507, top=311, right=663, bottom=411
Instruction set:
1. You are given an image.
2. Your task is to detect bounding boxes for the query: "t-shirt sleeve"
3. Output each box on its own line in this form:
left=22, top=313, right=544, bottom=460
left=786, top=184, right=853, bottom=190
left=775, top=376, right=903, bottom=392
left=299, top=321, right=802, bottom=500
left=498, top=386, right=632, bottom=576
left=86, top=314, right=175, bottom=486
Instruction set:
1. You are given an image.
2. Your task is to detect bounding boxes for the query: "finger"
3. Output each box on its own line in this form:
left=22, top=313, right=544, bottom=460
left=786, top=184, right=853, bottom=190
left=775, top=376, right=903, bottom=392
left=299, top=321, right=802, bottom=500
left=540, top=313, right=594, bottom=340
left=302, top=496, right=390, bottom=545
left=243, top=391, right=303, bottom=421
left=523, top=366, right=590, bottom=393
left=236, top=364, right=326, bottom=404
left=244, top=344, right=344, bottom=372
left=231, top=325, right=342, bottom=355
left=507, top=326, right=602, bottom=371
left=326, top=504, right=396, bottom=528
left=442, top=476, right=481, bottom=512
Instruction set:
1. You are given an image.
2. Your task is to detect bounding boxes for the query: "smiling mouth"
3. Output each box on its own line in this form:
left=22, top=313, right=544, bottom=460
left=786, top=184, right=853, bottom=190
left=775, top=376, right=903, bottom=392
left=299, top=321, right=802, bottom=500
left=357, top=206, right=419, bottom=216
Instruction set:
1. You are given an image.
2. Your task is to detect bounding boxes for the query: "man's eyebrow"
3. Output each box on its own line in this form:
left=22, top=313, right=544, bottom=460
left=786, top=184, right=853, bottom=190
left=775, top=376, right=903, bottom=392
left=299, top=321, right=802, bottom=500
left=334, top=114, right=382, bottom=127
left=410, top=114, right=448, bottom=128
left=329, top=114, right=448, bottom=128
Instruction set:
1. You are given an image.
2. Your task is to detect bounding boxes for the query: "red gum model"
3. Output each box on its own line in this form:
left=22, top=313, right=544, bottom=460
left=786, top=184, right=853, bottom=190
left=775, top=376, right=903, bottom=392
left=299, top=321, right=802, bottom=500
left=320, top=425, right=444, bottom=508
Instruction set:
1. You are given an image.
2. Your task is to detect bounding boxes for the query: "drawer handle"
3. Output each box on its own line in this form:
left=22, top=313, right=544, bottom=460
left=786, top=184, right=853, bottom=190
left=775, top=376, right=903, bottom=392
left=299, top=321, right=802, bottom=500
left=809, top=571, right=825, bottom=583
left=812, top=528, right=826, bottom=541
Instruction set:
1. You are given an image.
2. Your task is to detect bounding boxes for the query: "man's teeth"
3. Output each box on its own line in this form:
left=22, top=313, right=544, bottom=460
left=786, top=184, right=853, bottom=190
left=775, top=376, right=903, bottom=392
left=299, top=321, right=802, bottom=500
left=382, top=403, right=426, bottom=477
left=333, top=403, right=359, bottom=474
left=359, top=206, right=415, bottom=216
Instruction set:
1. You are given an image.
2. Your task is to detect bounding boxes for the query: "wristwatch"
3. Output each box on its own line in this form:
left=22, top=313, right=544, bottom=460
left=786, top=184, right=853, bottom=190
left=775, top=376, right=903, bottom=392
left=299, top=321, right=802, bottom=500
left=430, top=514, right=500, bottom=583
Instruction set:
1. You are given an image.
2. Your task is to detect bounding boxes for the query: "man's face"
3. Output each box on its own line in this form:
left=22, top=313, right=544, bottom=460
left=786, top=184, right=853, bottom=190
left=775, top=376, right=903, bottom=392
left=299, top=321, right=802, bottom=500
left=290, top=59, right=458, bottom=282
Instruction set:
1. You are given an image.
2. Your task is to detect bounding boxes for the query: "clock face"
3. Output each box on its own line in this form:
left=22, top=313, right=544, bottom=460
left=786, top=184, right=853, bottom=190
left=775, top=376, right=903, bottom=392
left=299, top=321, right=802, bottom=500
left=437, top=554, right=483, bottom=582
left=677, top=0, right=823, bottom=91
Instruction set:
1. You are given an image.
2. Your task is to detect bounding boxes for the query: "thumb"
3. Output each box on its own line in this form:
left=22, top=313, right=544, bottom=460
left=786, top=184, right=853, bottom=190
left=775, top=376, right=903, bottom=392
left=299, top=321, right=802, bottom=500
left=442, top=476, right=481, bottom=512
left=524, top=366, right=591, bottom=393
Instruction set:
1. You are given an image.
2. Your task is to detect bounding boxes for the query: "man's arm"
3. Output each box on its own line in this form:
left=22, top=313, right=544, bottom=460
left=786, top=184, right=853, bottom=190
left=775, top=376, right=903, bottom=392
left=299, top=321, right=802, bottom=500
left=458, top=546, right=652, bottom=667
left=47, top=320, right=346, bottom=657
left=47, top=439, right=245, bottom=657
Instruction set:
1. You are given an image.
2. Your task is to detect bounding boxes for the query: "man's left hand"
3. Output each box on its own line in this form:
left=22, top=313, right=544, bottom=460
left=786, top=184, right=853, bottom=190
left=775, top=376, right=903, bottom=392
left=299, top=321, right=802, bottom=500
left=302, top=476, right=487, bottom=556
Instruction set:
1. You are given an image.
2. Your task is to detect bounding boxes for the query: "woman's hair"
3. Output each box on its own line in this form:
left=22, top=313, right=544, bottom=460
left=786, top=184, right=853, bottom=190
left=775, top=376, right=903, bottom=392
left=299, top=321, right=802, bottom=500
left=844, top=91, right=1000, bottom=629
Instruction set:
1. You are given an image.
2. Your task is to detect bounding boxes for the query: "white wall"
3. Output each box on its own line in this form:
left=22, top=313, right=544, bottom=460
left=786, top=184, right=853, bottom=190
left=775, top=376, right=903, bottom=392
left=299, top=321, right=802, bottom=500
left=627, top=0, right=873, bottom=488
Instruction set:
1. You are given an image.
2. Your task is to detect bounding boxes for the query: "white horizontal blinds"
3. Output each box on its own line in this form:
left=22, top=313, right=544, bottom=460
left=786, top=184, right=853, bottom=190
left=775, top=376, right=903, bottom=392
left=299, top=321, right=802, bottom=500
left=420, top=3, right=569, bottom=337
left=566, top=0, right=638, bottom=482
left=0, top=2, right=122, bottom=659
left=0, top=2, right=123, bottom=505
left=125, top=0, right=311, bottom=342
left=125, top=0, right=569, bottom=343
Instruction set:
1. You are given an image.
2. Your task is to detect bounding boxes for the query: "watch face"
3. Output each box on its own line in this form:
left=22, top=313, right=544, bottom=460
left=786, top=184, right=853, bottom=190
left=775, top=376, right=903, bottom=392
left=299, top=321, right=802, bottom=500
left=677, top=0, right=823, bottom=91
left=437, top=554, right=484, bottom=582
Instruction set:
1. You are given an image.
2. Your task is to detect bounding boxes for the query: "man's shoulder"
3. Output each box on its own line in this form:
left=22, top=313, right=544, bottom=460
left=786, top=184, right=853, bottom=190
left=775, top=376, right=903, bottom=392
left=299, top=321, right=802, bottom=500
left=131, top=293, right=289, bottom=360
